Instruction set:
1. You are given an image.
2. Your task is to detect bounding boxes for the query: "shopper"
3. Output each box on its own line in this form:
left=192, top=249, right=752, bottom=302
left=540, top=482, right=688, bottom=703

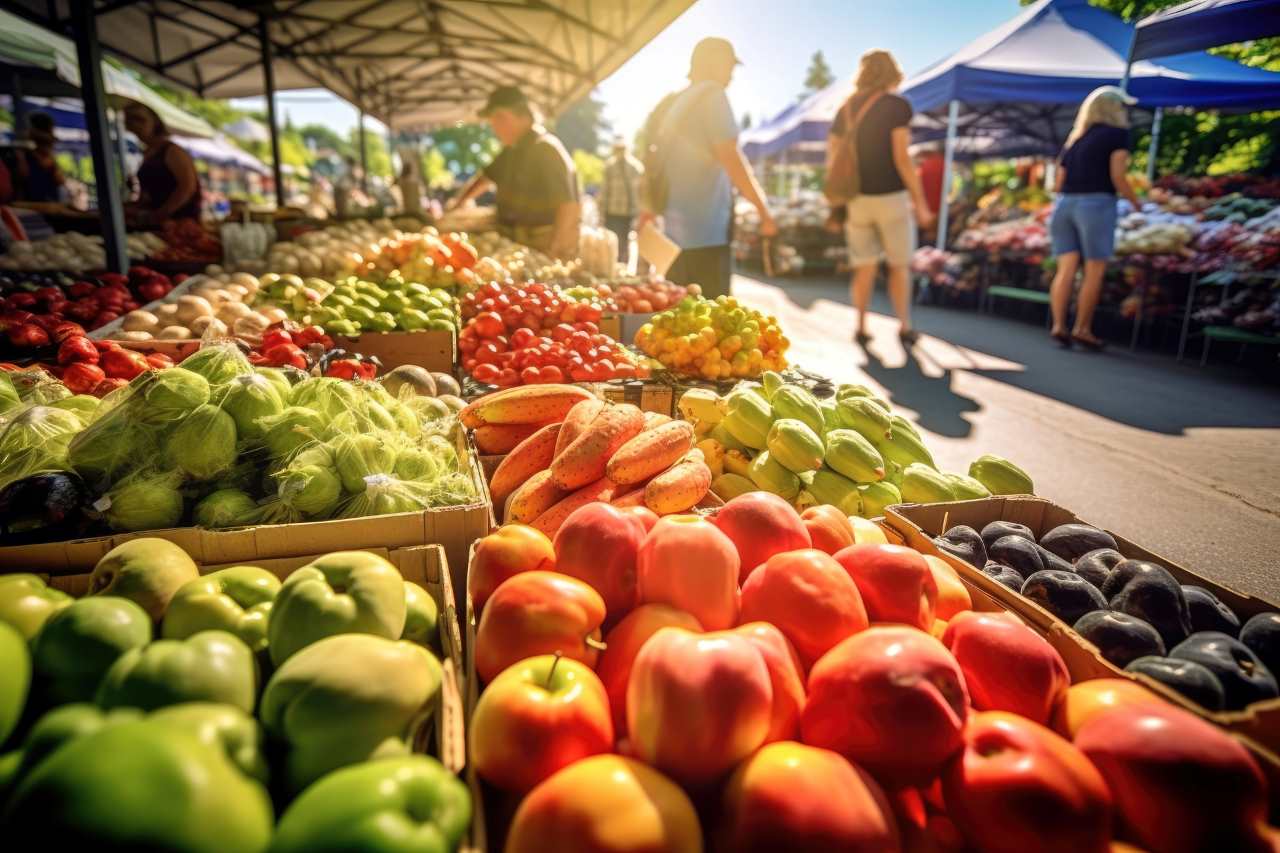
left=398, top=161, right=424, bottom=218
left=829, top=49, right=934, bottom=346
left=1048, top=86, right=1142, bottom=350
left=639, top=36, right=776, bottom=299
left=123, top=103, right=202, bottom=223
left=14, top=113, right=64, bottom=204
left=449, top=86, right=581, bottom=259
left=598, top=137, right=644, bottom=264
left=334, top=155, right=363, bottom=219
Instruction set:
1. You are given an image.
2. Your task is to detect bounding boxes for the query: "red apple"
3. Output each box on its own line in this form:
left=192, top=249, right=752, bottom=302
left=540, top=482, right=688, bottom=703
left=637, top=515, right=739, bottom=631
left=942, top=611, right=1069, bottom=725
left=714, top=492, right=811, bottom=582
left=468, top=524, right=555, bottom=613
left=1075, top=704, right=1272, bottom=853
left=470, top=654, right=613, bottom=792
left=923, top=555, right=972, bottom=620
left=734, top=622, right=806, bottom=743
left=597, top=604, right=703, bottom=736
left=1050, top=678, right=1164, bottom=740
left=719, top=741, right=899, bottom=852
left=627, top=626, right=772, bottom=786
left=618, top=505, right=659, bottom=533
left=739, top=549, right=868, bottom=670
left=834, top=543, right=937, bottom=629
left=801, top=505, right=856, bottom=555
left=506, top=755, right=702, bottom=853
left=474, top=571, right=606, bottom=683
left=943, top=711, right=1112, bottom=853
left=802, top=625, right=969, bottom=787
left=554, top=503, right=647, bottom=618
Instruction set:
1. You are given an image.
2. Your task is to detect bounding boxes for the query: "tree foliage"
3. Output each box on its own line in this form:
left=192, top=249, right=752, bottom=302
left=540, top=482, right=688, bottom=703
left=349, top=127, right=392, bottom=178
left=572, top=150, right=604, bottom=191
left=802, top=50, right=835, bottom=99
left=554, top=93, right=613, bottom=154
left=425, top=124, right=500, bottom=179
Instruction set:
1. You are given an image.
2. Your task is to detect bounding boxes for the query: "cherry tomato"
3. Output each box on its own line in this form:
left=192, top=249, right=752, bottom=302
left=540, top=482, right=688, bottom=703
left=539, top=365, right=564, bottom=383
left=462, top=357, right=477, bottom=373
left=472, top=362, right=500, bottom=384
left=475, top=342, right=502, bottom=365
left=492, top=336, right=510, bottom=353
left=472, top=311, right=505, bottom=338
left=520, top=366, right=542, bottom=385
left=495, top=367, right=519, bottom=387
left=510, top=328, right=538, bottom=350
left=459, top=335, right=479, bottom=355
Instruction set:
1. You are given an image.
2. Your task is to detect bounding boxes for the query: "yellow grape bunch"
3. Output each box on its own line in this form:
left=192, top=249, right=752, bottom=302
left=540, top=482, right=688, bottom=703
left=634, top=295, right=789, bottom=380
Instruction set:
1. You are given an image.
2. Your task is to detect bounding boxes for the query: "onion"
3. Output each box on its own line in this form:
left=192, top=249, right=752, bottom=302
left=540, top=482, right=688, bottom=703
left=217, top=301, right=252, bottom=324
left=175, top=295, right=214, bottom=325
left=117, top=330, right=154, bottom=342
left=233, top=314, right=269, bottom=337
left=228, top=272, right=260, bottom=292
left=122, top=310, right=160, bottom=333
left=155, top=303, right=180, bottom=323
left=190, top=316, right=228, bottom=337
left=158, top=326, right=192, bottom=340
left=225, top=284, right=250, bottom=301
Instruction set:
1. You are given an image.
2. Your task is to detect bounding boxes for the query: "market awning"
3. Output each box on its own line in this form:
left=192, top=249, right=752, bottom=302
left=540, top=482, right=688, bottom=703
left=0, top=8, right=215, bottom=138
left=1129, top=0, right=1280, bottom=62
left=4, top=1, right=696, bottom=130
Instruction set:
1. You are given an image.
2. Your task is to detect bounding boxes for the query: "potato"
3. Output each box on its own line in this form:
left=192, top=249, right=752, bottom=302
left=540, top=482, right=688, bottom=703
left=122, top=310, right=160, bottom=333
left=158, top=325, right=192, bottom=340
left=175, top=295, right=214, bottom=325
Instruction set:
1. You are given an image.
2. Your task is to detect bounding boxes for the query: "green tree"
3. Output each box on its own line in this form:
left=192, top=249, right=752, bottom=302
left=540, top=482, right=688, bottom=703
left=421, top=147, right=455, bottom=190
left=299, top=123, right=353, bottom=158
left=426, top=124, right=499, bottom=178
left=349, top=127, right=392, bottom=178
left=572, top=150, right=604, bottom=191
left=555, top=93, right=612, bottom=154
left=802, top=50, right=835, bottom=99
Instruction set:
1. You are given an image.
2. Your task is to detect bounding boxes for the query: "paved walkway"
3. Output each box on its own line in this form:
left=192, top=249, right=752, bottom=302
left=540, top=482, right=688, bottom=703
left=733, top=273, right=1280, bottom=601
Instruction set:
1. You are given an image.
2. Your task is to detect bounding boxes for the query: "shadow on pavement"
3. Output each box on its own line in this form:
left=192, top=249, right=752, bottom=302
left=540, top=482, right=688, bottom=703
left=758, top=274, right=1280, bottom=435
left=861, top=344, right=980, bottom=438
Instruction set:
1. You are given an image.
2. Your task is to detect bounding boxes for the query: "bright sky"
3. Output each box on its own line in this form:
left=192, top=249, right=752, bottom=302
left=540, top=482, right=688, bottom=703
left=234, top=0, right=1021, bottom=145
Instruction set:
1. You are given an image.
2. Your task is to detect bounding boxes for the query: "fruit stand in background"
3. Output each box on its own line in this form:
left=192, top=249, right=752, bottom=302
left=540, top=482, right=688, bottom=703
left=734, top=191, right=846, bottom=276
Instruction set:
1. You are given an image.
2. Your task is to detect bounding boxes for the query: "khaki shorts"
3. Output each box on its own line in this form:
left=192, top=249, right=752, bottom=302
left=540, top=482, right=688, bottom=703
left=845, top=191, right=916, bottom=268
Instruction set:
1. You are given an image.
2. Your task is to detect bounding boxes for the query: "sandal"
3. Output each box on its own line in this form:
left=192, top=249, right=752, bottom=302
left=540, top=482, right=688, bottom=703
left=1051, top=330, right=1073, bottom=349
left=899, top=329, right=920, bottom=346
left=854, top=330, right=872, bottom=346
left=1071, top=333, right=1106, bottom=351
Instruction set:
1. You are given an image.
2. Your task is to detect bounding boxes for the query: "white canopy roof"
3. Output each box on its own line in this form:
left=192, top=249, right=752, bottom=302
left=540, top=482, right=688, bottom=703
left=6, top=1, right=695, bottom=130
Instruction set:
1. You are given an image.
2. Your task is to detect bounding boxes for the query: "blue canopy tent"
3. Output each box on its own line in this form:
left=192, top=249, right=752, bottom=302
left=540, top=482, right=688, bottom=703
left=1129, top=0, right=1280, bottom=62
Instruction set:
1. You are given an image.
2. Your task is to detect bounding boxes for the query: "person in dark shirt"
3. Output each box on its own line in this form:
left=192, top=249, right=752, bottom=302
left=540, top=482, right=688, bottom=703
left=123, top=103, right=202, bottom=224
left=828, top=50, right=935, bottom=347
left=14, top=113, right=64, bottom=204
left=449, top=86, right=580, bottom=258
left=1048, top=86, right=1142, bottom=350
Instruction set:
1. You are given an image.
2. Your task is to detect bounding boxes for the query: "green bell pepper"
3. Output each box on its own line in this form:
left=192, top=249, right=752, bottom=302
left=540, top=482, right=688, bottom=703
left=2, top=721, right=273, bottom=852
left=162, top=566, right=280, bottom=654
left=402, top=581, right=439, bottom=649
left=149, top=702, right=268, bottom=783
left=0, top=575, right=72, bottom=641
left=267, top=550, right=407, bottom=666
left=0, top=622, right=30, bottom=746
left=272, top=756, right=471, bottom=853
left=96, top=630, right=257, bottom=714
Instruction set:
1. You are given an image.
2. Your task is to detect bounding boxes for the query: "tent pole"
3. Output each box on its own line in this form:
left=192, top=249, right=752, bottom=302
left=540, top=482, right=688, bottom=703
left=356, top=70, right=369, bottom=195
left=936, top=99, right=960, bottom=250
left=1120, top=31, right=1137, bottom=92
left=1146, top=106, right=1163, bottom=184
left=71, top=2, right=128, bottom=274
left=259, top=14, right=285, bottom=210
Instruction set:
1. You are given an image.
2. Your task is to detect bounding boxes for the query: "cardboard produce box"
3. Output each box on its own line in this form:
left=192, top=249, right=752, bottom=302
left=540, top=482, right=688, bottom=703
left=331, top=328, right=456, bottom=373
left=0, top=429, right=495, bottom=616
left=887, top=496, right=1280, bottom=758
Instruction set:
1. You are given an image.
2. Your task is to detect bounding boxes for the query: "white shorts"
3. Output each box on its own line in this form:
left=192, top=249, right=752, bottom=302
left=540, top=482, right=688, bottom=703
left=845, top=191, right=916, bottom=268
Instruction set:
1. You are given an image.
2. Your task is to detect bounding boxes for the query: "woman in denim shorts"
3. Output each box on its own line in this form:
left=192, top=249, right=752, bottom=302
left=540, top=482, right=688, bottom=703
left=1048, top=86, right=1142, bottom=350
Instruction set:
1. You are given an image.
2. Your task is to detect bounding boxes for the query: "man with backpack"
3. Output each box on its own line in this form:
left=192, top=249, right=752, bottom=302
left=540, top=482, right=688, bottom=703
left=638, top=37, right=776, bottom=298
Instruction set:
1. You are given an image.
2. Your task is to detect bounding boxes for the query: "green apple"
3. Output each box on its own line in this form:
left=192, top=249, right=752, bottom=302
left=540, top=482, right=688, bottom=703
left=0, top=621, right=30, bottom=745
left=401, top=581, right=439, bottom=648
left=88, top=538, right=200, bottom=622
left=162, top=566, right=280, bottom=653
left=0, top=574, right=72, bottom=640
left=266, top=551, right=407, bottom=665
left=31, top=597, right=151, bottom=704
left=260, top=633, right=442, bottom=793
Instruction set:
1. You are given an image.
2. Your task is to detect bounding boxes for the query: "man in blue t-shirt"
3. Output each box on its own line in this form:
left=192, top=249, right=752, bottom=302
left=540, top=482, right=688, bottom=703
left=640, top=37, right=776, bottom=298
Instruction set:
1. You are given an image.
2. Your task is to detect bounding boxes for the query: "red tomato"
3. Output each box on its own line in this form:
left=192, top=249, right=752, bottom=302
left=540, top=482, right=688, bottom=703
left=458, top=336, right=479, bottom=355
left=501, top=305, right=524, bottom=328
left=579, top=321, right=600, bottom=335
left=519, top=312, right=542, bottom=330
left=510, top=328, right=538, bottom=350
left=593, top=360, right=616, bottom=380
left=569, top=332, right=593, bottom=354
left=495, top=367, right=519, bottom=387
left=613, top=362, right=637, bottom=380
left=551, top=323, right=575, bottom=343
left=479, top=281, right=502, bottom=300
left=539, top=365, right=564, bottom=383
left=568, top=363, right=593, bottom=382
left=474, top=342, right=502, bottom=365
left=560, top=303, right=579, bottom=323
left=472, top=362, right=500, bottom=384
left=578, top=304, right=603, bottom=324
left=472, top=311, right=505, bottom=339
left=520, top=366, right=542, bottom=385
left=492, top=336, right=510, bottom=353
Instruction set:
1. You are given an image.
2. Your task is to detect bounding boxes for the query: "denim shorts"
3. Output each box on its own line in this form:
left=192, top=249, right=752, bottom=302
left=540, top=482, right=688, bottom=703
left=1050, top=193, right=1118, bottom=260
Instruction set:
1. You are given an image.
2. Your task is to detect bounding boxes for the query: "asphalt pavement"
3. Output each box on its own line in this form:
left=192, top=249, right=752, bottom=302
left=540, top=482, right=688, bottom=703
left=731, top=272, right=1280, bottom=601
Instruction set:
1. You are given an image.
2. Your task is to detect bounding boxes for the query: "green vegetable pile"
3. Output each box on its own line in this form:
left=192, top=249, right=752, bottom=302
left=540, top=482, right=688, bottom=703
left=17, top=342, right=479, bottom=534
left=252, top=271, right=459, bottom=339
left=0, top=540, right=469, bottom=852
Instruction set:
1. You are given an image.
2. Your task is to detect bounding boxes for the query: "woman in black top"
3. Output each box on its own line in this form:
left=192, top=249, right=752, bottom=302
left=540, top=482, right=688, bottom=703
left=123, top=103, right=202, bottom=224
left=828, top=50, right=934, bottom=346
left=1047, top=86, right=1142, bottom=349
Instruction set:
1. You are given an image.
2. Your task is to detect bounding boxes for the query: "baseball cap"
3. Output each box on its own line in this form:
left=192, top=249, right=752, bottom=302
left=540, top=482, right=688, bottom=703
left=1094, top=85, right=1138, bottom=106
left=690, top=37, right=742, bottom=73
left=478, top=85, right=529, bottom=117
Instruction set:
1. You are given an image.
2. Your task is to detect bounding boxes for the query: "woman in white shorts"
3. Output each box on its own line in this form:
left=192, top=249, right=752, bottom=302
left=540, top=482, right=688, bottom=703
left=828, top=50, right=935, bottom=346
